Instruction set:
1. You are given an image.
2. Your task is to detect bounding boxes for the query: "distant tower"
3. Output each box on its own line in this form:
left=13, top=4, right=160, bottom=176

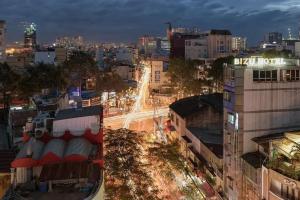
left=288, top=28, right=293, bottom=40
left=0, top=20, right=6, bottom=62
left=24, top=23, right=37, bottom=49
left=165, top=22, right=172, bottom=41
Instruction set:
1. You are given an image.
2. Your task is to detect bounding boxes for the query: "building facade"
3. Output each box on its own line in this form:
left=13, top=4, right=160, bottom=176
left=232, top=37, right=247, bottom=52
left=264, top=32, right=283, bottom=44
left=147, top=57, right=170, bottom=94
left=184, top=30, right=232, bottom=61
left=169, top=94, right=224, bottom=198
left=223, top=56, right=300, bottom=200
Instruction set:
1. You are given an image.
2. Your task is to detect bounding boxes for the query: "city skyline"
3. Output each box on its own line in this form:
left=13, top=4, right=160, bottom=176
left=0, top=0, right=299, bottom=45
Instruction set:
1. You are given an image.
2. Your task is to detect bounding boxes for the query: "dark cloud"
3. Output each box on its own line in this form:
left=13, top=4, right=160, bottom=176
left=0, top=0, right=299, bottom=45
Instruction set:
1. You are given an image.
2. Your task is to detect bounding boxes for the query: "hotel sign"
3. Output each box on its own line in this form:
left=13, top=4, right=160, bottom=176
left=234, top=57, right=286, bottom=66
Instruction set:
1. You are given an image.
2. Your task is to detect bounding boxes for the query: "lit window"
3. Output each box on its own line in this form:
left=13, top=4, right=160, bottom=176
left=228, top=113, right=234, bottom=125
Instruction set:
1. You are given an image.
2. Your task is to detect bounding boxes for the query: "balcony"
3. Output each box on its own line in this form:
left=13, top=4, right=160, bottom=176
left=267, top=168, right=299, bottom=200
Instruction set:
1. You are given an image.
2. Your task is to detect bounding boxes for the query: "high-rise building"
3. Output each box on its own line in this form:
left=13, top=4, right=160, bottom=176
left=24, top=23, right=37, bottom=49
left=223, top=56, right=300, bottom=200
left=0, top=20, right=6, bottom=62
left=232, top=37, right=247, bottom=52
left=264, top=32, right=282, bottom=44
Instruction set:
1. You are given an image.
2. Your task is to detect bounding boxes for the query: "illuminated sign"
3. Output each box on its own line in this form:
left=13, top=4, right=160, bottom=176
left=234, top=57, right=286, bottom=66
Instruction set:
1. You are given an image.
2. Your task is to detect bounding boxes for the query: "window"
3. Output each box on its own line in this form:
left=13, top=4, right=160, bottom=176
left=228, top=113, right=235, bottom=125
left=272, top=70, right=277, bottom=81
left=253, top=70, right=277, bottom=82
left=281, top=69, right=300, bottom=81
left=155, top=71, right=160, bottom=82
left=224, top=91, right=231, bottom=102
left=253, top=70, right=259, bottom=81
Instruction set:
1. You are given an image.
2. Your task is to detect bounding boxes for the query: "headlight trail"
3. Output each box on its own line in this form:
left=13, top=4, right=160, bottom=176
left=123, top=66, right=151, bottom=128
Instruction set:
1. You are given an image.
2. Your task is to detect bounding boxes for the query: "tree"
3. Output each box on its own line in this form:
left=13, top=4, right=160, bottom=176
left=208, top=56, right=234, bottom=91
left=148, top=140, right=206, bottom=200
left=167, top=58, right=202, bottom=96
left=18, top=63, right=68, bottom=98
left=105, top=128, right=160, bottom=200
left=64, top=51, right=98, bottom=89
left=0, top=63, right=20, bottom=123
left=262, top=49, right=292, bottom=58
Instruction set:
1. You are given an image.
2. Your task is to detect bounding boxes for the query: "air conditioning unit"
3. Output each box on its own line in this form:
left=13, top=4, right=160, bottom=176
left=34, top=128, right=47, bottom=138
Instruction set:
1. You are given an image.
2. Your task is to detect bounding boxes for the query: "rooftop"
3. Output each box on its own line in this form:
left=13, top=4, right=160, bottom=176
left=187, top=127, right=223, bottom=158
left=210, top=29, right=232, bottom=35
left=252, top=132, right=284, bottom=144
left=55, top=105, right=102, bottom=121
left=241, top=151, right=267, bottom=169
left=169, top=93, right=223, bottom=118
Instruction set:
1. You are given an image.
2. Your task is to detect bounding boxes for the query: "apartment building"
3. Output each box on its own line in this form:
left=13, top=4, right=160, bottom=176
left=169, top=94, right=224, bottom=197
left=147, top=57, right=170, bottom=94
left=223, top=56, right=300, bottom=200
left=185, top=29, right=232, bottom=61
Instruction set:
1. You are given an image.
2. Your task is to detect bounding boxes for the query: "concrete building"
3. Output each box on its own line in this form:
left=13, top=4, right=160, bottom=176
left=185, top=38, right=208, bottom=60
left=169, top=94, right=224, bottom=198
left=184, top=30, right=232, bottom=61
left=0, top=20, right=6, bottom=62
left=112, top=64, right=135, bottom=81
left=34, top=51, right=56, bottom=64
left=147, top=57, right=170, bottom=94
left=232, top=37, right=247, bottom=52
left=54, top=47, right=67, bottom=65
left=265, top=32, right=283, bottom=44
left=223, top=56, right=300, bottom=200
left=6, top=51, right=33, bottom=68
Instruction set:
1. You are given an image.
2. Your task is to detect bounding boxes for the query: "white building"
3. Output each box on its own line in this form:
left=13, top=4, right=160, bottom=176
left=0, top=20, right=6, bottom=62
left=223, top=56, right=300, bottom=200
left=185, top=38, right=208, bottom=60
left=34, top=51, right=56, bottom=64
left=232, top=37, right=247, bottom=52
left=185, top=29, right=232, bottom=61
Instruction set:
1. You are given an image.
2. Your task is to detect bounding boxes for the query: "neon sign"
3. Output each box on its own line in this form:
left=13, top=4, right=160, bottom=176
left=234, top=57, right=286, bottom=66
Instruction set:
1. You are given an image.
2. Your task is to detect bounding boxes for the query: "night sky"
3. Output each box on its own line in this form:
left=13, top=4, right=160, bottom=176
left=0, top=0, right=300, bottom=45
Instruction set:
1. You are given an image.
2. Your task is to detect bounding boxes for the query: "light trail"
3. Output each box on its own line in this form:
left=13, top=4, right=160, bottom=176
left=123, top=66, right=151, bottom=128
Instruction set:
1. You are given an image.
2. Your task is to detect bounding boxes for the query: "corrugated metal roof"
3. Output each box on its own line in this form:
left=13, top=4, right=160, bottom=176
left=16, top=138, right=44, bottom=160
left=64, top=138, right=93, bottom=158
left=42, top=139, right=66, bottom=158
